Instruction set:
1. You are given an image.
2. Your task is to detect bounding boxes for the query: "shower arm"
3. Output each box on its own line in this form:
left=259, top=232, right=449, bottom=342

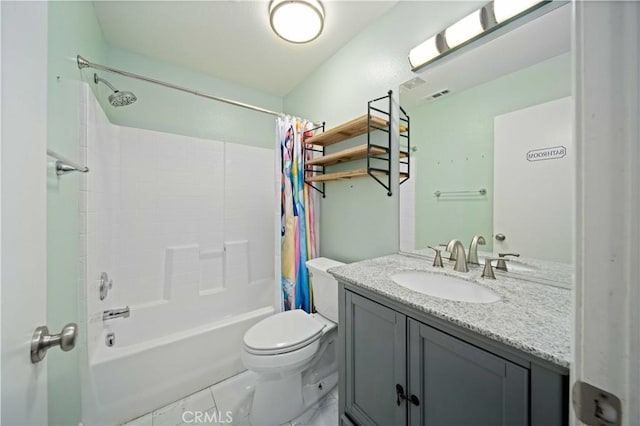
left=94, top=73, right=118, bottom=92
left=77, top=55, right=320, bottom=125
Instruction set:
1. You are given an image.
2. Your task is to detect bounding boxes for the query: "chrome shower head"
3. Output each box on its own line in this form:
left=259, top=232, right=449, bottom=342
left=94, top=73, right=137, bottom=107
left=108, top=91, right=137, bottom=107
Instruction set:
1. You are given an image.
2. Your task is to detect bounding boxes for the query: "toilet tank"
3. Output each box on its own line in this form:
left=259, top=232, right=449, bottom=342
left=306, top=257, right=345, bottom=323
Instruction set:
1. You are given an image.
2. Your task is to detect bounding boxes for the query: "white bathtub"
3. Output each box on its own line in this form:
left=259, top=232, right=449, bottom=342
left=82, top=304, right=274, bottom=425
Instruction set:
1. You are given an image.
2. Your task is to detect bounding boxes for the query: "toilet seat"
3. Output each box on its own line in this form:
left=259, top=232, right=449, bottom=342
left=243, top=309, right=325, bottom=355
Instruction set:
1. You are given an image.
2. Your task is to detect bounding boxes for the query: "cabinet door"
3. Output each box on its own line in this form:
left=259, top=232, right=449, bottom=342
left=344, top=291, right=407, bottom=426
left=408, top=319, right=529, bottom=426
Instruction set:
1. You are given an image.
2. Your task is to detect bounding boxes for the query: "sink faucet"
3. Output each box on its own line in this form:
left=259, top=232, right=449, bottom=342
left=102, top=307, right=130, bottom=321
left=467, top=235, right=486, bottom=265
left=446, top=240, right=468, bottom=272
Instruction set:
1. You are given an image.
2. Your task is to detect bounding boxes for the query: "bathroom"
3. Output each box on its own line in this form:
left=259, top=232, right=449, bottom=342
left=1, top=1, right=638, bottom=426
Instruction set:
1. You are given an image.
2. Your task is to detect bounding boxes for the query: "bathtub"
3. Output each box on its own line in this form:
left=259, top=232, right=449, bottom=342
left=82, top=303, right=274, bottom=425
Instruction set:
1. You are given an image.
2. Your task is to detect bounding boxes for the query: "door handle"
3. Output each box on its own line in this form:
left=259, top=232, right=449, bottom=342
left=31, top=323, right=78, bottom=363
left=495, top=233, right=506, bottom=241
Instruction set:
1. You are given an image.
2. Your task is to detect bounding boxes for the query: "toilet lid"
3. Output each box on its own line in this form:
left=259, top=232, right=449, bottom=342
left=244, top=310, right=325, bottom=354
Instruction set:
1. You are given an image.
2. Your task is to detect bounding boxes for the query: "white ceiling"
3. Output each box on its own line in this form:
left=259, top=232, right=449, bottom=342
left=400, top=3, right=571, bottom=108
left=93, top=1, right=396, bottom=97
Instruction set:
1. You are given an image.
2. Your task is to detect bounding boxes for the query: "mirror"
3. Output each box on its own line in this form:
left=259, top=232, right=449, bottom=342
left=399, top=4, right=573, bottom=286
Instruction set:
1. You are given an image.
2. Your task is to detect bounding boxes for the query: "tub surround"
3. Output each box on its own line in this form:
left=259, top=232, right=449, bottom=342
left=329, top=253, right=571, bottom=368
left=79, top=84, right=277, bottom=425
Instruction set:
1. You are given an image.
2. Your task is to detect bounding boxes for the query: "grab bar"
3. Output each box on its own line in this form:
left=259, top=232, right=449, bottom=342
left=47, top=149, right=89, bottom=176
left=434, top=188, right=487, bottom=198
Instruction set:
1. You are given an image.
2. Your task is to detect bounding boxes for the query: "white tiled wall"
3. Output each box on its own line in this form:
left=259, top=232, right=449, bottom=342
left=80, top=86, right=276, bottom=358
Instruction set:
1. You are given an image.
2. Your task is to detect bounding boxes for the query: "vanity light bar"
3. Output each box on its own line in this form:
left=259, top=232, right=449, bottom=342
left=408, top=0, right=551, bottom=71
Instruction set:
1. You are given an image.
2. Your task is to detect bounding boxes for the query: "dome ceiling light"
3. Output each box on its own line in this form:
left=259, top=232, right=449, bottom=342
left=269, top=0, right=325, bottom=44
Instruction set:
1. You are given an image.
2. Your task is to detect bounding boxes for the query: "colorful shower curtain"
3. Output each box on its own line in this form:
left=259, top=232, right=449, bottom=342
left=279, top=116, right=318, bottom=313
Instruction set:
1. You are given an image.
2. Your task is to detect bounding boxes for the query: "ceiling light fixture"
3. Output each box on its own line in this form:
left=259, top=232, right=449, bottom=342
left=269, top=0, right=325, bottom=44
left=409, top=0, right=556, bottom=72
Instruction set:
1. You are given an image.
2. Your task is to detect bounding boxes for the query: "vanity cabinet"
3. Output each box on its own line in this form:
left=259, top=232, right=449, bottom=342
left=344, top=291, right=407, bottom=426
left=407, top=319, right=528, bottom=426
left=339, top=285, right=569, bottom=426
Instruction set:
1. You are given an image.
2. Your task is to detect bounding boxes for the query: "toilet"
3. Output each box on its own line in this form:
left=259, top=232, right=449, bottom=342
left=241, top=257, right=344, bottom=425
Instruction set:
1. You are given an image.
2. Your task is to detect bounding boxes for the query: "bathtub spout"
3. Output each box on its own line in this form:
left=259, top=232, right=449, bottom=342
left=103, top=307, right=130, bottom=321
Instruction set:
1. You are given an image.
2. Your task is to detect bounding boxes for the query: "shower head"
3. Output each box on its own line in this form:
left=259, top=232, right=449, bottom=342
left=108, top=91, right=137, bottom=107
left=94, top=73, right=137, bottom=107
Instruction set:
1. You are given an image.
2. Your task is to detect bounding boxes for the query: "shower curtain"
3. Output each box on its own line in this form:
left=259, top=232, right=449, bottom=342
left=279, top=116, right=318, bottom=312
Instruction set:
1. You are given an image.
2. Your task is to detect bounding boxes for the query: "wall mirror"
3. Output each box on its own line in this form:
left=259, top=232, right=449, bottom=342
left=399, top=3, right=573, bottom=287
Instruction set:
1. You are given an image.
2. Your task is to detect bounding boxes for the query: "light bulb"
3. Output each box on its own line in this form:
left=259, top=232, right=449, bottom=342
left=409, top=35, right=440, bottom=69
left=445, top=9, right=484, bottom=49
left=493, top=0, right=543, bottom=23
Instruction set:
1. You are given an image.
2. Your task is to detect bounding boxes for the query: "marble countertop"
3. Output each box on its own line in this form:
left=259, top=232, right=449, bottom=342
left=328, top=253, right=572, bottom=368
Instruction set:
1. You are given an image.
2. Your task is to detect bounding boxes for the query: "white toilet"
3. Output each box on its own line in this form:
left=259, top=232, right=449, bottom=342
left=241, top=257, right=344, bottom=425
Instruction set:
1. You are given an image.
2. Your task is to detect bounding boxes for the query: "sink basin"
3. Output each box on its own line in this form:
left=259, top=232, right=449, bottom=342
left=391, top=271, right=501, bottom=303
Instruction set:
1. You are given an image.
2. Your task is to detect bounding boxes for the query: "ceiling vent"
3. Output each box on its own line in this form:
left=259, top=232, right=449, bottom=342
left=426, top=89, right=450, bottom=101
left=401, top=77, right=426, bottom=90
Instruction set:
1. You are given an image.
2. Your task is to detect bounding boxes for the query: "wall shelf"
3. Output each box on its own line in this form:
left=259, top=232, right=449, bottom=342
left=306, top=144, right=408, bottom=168
left=305, top=168, right=409, bottom=183
left=305, top=115, right=407, bottom=147
left=304, top=91, right=411, bottom=197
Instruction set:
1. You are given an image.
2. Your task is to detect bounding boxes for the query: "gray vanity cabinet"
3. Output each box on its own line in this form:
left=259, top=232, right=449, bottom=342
left=407, top=319, right=528, bottom=426
left=340, top=285, right=568, bottom=426
left=344, top=291, right=407, bottom=426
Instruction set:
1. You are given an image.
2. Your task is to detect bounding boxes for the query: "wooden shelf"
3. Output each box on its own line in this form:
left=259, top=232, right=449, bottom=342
left=305, top=168, right=409, bottom=183
left=307, top=144, right=409, bottom=168
left=305, top=115, right=408, bottom=147
left=306, top=144, right=384, bottom=167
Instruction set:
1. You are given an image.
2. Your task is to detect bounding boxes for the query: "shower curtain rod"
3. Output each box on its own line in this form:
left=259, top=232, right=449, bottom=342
left=77, top=55, right=319, bottom=125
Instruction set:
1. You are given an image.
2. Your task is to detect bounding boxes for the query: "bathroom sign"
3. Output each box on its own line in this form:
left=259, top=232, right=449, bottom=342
left=526, top=146, right=567, bottom=162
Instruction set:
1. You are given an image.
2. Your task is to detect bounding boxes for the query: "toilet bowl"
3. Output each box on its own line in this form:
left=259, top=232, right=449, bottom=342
left=241, top=257, right=344, bottom=426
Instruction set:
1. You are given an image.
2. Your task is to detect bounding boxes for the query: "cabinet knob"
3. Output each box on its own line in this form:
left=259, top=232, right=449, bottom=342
left=396, top=384, right=405, bottom=406
left=396, top=384, right=420, bottom=406
left=409, top=394, right=420, bottom=406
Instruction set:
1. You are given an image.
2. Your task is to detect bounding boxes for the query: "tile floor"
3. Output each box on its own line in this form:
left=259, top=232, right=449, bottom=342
left=123, top=371, right=339, bottom=426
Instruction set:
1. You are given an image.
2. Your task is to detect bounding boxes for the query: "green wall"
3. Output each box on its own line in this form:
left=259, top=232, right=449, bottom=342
left=102, top=45, right=282, bottom=148
left=47, top=2, right=107, bottom=425
left=410, top=53, right=571, bottom=251
left=284, top=1, right=484, bottom=263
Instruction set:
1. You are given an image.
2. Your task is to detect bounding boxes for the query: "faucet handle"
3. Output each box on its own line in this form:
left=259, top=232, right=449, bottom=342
left=497, top=253, right=520, bottom=271
left=482, top=257, right=509, bottom=279
left=427, top=246, right=444, bottom=268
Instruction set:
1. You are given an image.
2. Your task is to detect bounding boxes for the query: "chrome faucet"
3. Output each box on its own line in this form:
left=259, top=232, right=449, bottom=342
left=102, top=307, right=130, bottom=321
left=446, top=240, right=468, bottom=272
left=467, top=235, right=486, bottom=265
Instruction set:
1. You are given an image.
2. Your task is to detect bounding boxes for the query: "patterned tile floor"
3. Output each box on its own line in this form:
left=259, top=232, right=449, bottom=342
left=123, top=371, right=339, bottom=426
